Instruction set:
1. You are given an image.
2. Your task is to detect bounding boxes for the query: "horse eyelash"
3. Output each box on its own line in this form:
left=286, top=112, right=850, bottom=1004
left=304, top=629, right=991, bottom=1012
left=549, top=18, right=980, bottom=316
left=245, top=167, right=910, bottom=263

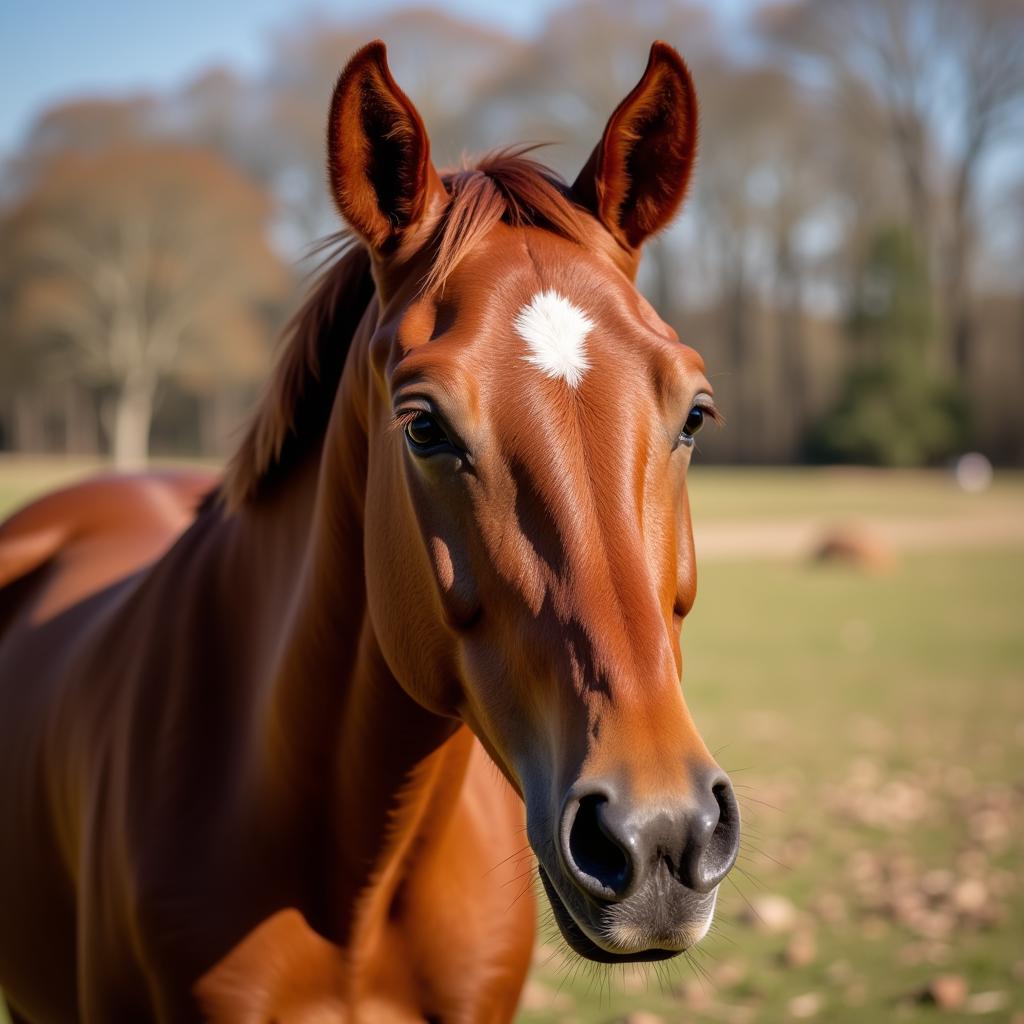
left=699, top=401, right=725, bottom=428
left=391, top=408, right=423, bottom=434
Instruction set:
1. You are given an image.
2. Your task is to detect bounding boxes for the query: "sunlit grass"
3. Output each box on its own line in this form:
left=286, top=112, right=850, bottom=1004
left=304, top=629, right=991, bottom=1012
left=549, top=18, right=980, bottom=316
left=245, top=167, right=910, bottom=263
left=688, top=464, right=1024, bottom=522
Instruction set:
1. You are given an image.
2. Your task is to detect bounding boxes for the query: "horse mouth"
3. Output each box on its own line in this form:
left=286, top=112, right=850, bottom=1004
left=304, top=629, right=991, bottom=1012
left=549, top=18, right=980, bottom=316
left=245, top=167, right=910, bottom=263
left=537, top=862, right=715, bottom=964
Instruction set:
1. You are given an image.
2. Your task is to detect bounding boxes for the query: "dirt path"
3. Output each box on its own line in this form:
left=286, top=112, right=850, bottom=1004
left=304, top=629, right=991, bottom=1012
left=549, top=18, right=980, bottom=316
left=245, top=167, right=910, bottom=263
left=694, top=512, right=1024, bottom=561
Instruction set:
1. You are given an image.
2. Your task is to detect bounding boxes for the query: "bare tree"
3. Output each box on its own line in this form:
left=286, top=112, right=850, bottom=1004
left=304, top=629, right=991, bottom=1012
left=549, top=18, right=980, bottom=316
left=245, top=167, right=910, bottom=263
left=5, top=145, right=287, bottom=467
left=766, top=0, right=1024, bottom=377
left=686, top=62, right=849, bottom=458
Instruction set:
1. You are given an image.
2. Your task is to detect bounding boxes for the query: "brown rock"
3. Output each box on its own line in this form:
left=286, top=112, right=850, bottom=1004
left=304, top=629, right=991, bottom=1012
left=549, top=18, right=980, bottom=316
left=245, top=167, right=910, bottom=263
left=741, top=892, right=798, bottom=933
left=951, top=877, right=988, bottom=915
left=783, top=932, right=817, bottom=968
left=788, top=992, right=823, bottom=1019
left=814, top=527, right=896, bottom=573
left=918, top=974, right=968, bottom=1010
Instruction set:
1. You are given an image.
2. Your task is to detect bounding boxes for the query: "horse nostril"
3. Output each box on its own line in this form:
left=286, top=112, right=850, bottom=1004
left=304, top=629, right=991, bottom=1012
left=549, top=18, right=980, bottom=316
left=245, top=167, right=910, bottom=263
left=560, top=775, right=740, bottom=902
left=689, top=777, right=741, bottom=893
left=566, top=794, right=631, bottom=899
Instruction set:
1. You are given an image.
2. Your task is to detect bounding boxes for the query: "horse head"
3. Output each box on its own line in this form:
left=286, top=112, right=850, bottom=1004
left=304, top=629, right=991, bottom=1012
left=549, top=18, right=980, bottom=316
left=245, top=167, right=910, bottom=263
left=329, top=40, right=739, bottom=964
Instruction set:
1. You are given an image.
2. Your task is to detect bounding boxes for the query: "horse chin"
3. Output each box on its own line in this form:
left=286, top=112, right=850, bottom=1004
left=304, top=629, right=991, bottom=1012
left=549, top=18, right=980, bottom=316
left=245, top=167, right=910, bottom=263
left=537, top=863, right=716, bottom=965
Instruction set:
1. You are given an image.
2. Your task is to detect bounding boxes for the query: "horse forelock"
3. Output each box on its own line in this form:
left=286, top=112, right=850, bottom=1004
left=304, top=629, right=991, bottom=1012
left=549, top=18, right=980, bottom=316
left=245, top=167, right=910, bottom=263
left=217, top=147, right=618, bottom=512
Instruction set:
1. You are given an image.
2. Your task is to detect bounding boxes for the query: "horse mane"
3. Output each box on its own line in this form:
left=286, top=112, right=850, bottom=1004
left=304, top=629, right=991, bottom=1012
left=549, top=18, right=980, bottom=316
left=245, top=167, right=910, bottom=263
left=217, top=147, right=600, bottom=511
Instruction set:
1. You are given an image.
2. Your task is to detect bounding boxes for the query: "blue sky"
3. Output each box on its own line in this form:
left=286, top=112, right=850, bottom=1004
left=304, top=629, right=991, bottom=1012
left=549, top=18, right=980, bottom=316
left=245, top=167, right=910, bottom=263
left=1, top=0, right=765, bottom=152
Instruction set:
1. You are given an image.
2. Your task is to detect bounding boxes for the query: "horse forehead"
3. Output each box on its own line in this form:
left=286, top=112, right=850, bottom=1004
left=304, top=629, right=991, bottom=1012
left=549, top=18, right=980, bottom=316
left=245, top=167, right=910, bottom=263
left=441, top=271, right=675, bottom=380
left=391, top=231, right=700, bottom=412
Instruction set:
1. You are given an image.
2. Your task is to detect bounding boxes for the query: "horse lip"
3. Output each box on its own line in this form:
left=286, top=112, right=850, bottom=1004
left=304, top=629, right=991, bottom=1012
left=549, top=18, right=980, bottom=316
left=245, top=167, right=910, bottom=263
left=537, top=862, right=684, bottom=964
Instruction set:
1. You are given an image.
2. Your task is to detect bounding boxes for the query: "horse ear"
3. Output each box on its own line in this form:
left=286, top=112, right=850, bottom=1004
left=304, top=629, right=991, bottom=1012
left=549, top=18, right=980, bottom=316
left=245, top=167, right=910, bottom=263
left=572, top=41, right=698, bottom=252
left=328, top=40, right=443, bottom=253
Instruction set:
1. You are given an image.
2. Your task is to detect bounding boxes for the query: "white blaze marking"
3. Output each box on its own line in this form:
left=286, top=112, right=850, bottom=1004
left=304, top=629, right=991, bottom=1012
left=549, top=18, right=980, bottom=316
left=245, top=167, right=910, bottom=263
left=514, top=289, right=593, bottom=388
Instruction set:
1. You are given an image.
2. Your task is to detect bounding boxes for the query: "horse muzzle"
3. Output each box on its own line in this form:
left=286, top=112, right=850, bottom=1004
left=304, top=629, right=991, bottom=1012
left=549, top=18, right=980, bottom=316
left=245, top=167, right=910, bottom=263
left=532, top=768, right=740, bottom=962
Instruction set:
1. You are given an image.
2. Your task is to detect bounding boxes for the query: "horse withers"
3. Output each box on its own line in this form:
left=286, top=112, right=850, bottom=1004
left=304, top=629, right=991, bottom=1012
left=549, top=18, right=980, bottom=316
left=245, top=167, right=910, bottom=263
left=0, top=39, right=739, bottom=1023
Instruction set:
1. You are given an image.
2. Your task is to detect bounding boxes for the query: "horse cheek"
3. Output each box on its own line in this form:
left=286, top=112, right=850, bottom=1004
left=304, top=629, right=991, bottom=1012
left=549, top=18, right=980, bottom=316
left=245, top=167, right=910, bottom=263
left=427, top=533, right=480, bottom=631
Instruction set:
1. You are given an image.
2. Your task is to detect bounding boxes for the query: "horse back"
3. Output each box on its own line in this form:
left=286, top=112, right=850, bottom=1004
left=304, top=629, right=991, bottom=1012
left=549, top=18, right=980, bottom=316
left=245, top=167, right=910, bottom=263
left=0, top=469, right=215, bottom=1022
left=0, top=470, right=214, bottom=626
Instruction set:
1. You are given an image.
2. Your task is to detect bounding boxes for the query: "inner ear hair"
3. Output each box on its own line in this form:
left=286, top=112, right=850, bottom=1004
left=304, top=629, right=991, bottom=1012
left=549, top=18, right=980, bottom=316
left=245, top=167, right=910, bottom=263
left=328, top=41, right=432, bottom=252
left=614, top=60, right=696, bottom=247
left=355, top=71, right=424, bottom=230
left=574, top=42, right=698, bottom=253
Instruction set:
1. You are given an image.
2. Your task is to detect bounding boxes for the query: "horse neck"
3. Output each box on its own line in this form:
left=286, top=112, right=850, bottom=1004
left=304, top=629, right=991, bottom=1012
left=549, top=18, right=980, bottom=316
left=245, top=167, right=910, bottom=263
left=229, top=297, right=463, bottom=938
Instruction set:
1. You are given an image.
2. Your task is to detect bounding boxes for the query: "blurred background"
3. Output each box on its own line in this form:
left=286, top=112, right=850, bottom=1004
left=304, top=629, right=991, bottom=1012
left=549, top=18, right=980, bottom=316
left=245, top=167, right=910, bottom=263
left=2, top=0, right=1023, bottom=468
left=1, top=1, right=1022, bottom=1022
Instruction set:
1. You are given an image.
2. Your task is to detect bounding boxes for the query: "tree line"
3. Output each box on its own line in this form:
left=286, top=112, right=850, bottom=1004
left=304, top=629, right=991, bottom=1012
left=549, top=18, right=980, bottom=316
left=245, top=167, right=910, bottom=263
left=1, top=0, right=1022, bottom=467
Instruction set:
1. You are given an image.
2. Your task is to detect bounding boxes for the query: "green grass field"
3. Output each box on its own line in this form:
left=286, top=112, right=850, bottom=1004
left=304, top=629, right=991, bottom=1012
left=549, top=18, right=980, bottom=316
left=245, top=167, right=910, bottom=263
left=687, top=464, right=1024, bottom=522
left=1, top=460, right=1021, bottom=1023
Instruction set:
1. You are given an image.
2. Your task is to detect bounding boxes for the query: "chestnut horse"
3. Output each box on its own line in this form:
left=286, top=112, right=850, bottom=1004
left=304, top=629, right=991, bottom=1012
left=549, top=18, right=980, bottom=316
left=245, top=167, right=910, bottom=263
left=0, top=40, right=739, bottom=1023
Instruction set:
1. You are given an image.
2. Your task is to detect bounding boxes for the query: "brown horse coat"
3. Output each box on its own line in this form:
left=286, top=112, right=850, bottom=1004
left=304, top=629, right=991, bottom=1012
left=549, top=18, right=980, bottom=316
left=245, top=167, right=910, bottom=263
left=0, top=40, right=737, bottom=1023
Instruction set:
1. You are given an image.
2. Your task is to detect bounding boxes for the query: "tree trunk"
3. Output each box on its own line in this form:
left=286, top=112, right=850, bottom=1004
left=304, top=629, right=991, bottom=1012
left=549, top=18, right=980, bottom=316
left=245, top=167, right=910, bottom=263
left=12, top=392, right=45, bottom=453
left=112, top=373, right=156, bottom=470
left=944, top=151, right=978, bottom=381
left=725, top=271, right=751, bottom=462
left=645, top=236, right=677, bottom=324
left=64, top=381, right=100, bottom=455
left=775, top=234, right=807, bottom=458
left=200, top=388, right=244, bottom=458
left=949, top=302, right=973, bottom=381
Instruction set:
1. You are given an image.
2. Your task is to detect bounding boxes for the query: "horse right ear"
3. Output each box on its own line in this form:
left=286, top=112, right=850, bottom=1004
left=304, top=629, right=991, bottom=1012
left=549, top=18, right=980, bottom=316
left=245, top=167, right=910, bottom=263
left=328, top=41, right=444, bottom=254
left=572, top=42, right=698, bottom=253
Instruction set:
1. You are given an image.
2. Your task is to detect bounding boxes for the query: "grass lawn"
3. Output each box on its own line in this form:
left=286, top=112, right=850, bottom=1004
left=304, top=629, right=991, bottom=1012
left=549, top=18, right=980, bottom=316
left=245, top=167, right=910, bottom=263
left=687, top=464, right=1024, bottom=523
left=1, top=460, right=1021, bottom=1022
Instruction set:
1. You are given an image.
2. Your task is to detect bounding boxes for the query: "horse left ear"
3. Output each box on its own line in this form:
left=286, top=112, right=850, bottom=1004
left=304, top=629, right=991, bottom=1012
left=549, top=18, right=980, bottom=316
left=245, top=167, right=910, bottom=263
left=573, top=41, right=699, bottom=252
left=328, top=40, right=444, bottom=254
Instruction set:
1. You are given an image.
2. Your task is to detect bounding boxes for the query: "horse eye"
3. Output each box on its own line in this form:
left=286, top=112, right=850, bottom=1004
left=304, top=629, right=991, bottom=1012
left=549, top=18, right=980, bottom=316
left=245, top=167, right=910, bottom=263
left=678, top=406, right=705, bottom=448
left=405, top=412, right=450, bottom=453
